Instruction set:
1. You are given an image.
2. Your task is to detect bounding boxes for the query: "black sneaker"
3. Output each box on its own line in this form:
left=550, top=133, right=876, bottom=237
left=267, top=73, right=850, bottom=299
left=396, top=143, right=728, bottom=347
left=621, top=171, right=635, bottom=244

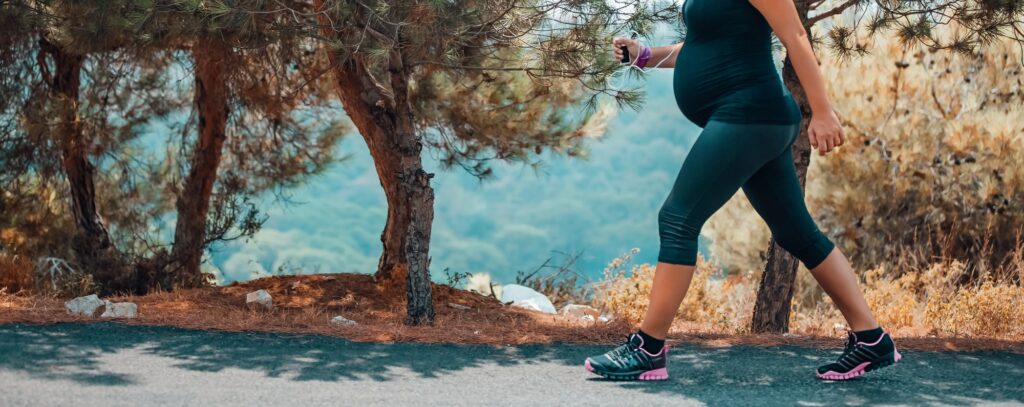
left=584, top=332, right=669, bottom=381
left=816, top=330, right=901, bottom=380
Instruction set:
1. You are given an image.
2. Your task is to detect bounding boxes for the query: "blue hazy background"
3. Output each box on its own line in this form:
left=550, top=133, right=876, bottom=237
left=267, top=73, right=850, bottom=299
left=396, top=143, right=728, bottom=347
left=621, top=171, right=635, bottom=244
left=209, top=49, right=709, bottom=286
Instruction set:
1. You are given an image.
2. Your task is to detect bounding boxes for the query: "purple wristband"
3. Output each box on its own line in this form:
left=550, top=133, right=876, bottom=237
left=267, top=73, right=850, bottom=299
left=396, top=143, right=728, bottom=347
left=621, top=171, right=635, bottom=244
left=635, top=46, right=653, bottom=68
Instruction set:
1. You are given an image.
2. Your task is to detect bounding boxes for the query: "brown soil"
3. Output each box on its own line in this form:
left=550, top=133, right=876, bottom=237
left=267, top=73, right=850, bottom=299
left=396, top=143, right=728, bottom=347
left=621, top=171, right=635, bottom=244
left=2, top=273, right=1022, bottom=353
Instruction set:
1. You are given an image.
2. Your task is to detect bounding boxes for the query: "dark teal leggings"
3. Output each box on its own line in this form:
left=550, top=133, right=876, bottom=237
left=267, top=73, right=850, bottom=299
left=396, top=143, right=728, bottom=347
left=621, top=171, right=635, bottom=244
left=658, top=120, right=835, bottom=269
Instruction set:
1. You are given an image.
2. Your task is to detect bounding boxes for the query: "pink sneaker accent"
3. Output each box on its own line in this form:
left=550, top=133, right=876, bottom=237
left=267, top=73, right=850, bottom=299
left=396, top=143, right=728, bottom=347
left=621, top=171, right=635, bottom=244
left=857, top=332, right=890, bottom=347
left=585, top=359, right=594, bottom=372
left=816, top=361, right=871, bottom=381
left=638, top=367, right=669, bottom=381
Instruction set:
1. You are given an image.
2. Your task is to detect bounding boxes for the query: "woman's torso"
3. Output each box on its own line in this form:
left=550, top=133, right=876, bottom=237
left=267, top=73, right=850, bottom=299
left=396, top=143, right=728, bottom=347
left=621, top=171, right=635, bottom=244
left=673, top=0, right=802, bottom=127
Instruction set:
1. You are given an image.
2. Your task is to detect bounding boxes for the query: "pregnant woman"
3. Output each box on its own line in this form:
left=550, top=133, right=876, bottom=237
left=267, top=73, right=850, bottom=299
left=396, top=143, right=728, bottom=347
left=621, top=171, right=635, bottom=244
left=583, top=0, right=900, bottom=381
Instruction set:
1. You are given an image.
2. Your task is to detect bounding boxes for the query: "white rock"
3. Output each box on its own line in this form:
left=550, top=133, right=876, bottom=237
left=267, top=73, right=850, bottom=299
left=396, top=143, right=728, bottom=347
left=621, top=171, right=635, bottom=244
left=466, top=273, right=503, bottom=299
left=100, top=301, right=138, bottom=319
left=330, top=315, right=357, bottom=326
left=597, top=313, right=614, bottom=323
left=65, top=294, right=106, bottom=317
left=500, top=284, right=556, bottom=314
left=246, top=289, right=273, bottom=310
left=559, top=304, right=601, bottom=320
left=833, top=323, right=847, bottom=331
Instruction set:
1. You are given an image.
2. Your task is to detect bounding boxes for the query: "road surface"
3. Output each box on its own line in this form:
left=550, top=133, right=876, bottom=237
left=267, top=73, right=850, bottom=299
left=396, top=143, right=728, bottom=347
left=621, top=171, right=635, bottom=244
left=1, top=323, right=1021, bottom=406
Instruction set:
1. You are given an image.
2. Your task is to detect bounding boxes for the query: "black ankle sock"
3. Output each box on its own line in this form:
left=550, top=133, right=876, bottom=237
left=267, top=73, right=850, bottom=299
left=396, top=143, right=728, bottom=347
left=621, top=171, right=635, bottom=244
left=636, top=329, right=665, bottom=353
left=854, top=326, right=884, bottom=343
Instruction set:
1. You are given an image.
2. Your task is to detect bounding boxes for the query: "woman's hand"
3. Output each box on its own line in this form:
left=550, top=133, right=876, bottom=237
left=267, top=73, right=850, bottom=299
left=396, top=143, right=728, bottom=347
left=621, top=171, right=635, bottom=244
left=612, top=37, right=641, bottom=64
left=750, top=0, right=845, bottom=156
left=807, top=109, right=845, bottom=156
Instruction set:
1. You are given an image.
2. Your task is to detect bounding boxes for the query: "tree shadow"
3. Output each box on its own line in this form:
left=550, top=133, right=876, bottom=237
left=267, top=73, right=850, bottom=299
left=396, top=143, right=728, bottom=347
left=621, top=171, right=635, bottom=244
left=0, top=323, right=139, bottom=386
left=0, top=322, right=588, bottom=385
left=1, top=322, right=1022, bottom=406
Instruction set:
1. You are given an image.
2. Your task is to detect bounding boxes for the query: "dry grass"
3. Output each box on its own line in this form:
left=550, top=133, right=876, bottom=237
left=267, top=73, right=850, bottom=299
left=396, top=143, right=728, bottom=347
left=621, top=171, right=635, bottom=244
left=0, top=273, right=629, bottom=345
left=590, top=249, right=1024, bottom=344
left=593, top=251, right=752, bottom=334
left=790, top=260, right=1024, bottom=338
left=2, top=270, right=1015, bottom=350
left=1, top=272, right=1021, bottom=352
left=0, top=253, right=33, bottom=293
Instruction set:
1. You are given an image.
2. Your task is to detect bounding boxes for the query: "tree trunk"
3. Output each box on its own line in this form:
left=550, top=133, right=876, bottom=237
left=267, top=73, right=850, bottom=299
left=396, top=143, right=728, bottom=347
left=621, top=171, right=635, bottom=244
left=315, top=6, right=436, bottom=325
left=160, top=38, right=231, bottom=290
left=751, top=1, right=814, bottom=333
left=39, top=37, right=130, bottom=294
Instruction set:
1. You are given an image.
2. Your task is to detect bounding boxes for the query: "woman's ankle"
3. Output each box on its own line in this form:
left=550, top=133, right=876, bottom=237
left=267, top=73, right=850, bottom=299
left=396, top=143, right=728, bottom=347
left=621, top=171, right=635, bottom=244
left=636, top=329, right=666, bottom=353
left=852, top=326, right=885, bottom=343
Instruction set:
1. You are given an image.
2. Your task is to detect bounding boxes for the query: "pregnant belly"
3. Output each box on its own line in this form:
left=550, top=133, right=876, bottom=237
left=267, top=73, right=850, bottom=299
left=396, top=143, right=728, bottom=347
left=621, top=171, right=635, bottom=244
left=673, top=50, right=794, bottom=127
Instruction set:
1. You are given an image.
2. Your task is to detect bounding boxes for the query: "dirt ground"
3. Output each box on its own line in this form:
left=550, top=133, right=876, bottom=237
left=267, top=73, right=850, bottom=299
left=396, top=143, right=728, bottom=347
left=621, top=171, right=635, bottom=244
left=2, top=273, right=1022, bottom=353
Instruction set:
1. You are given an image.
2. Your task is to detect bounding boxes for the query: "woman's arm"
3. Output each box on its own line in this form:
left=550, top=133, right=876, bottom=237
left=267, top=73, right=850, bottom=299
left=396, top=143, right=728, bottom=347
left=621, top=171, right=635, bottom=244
left=748, top=0, right=844, bottom=156
left=612, top=38, right=683, bottom=69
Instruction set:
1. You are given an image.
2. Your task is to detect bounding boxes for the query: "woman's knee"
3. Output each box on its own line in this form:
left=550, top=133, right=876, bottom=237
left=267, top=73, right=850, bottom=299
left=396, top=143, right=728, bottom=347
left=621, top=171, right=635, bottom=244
left=657, top=204, right=701, bottom=265
left=776, top=229, right=835, bottom=269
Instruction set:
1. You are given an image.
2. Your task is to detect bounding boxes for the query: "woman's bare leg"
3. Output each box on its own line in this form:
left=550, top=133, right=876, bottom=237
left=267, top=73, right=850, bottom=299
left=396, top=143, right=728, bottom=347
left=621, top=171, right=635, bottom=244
left=638, top=262, right=696, bottom=339
left=808, top=247, right=878, bottom=331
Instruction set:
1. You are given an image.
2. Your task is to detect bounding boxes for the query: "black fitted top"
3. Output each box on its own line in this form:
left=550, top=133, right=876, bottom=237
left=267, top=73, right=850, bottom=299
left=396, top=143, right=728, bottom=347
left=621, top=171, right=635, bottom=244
left=672, top=0, right=803, bottom=127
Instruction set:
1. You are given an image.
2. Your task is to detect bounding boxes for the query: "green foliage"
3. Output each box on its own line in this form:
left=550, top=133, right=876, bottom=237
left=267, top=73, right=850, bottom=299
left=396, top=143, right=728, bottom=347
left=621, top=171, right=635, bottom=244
left=819, top=0, right=1024, bottom=61
left=298, top=0, right=682, bottom=176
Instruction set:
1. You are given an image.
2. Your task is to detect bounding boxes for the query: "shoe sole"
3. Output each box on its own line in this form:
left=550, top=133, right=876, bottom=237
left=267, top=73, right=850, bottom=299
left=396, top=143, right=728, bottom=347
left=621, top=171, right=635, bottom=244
left=584, top=359, right=669, bottom=381
left=816, top=349, right=902, bottom=381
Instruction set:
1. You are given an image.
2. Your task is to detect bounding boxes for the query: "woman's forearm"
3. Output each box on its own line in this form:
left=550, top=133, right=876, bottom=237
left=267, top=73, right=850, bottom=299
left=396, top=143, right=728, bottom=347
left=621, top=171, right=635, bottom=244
left=749, top=0, right=846, bottom=155
left=645, top=42, right=684, bottom=68
left=749, top=0, right=833, bottom=114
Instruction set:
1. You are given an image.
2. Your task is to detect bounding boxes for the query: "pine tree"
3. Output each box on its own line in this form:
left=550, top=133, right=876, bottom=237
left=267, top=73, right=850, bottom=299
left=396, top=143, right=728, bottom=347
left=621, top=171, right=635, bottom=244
left=296, top=0, right=679, bottom=324
left=751, top=0, right=1024, bottom=333
left=1, top=1, right=344, bottom=294
left=23, top=1, right=146, bottom=292
left=153, top=2, right=345, bottom=290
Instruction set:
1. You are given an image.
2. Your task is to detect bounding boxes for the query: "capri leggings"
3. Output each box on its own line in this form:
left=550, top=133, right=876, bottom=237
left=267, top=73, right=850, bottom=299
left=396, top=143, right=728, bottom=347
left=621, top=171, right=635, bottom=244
left=657, top=119, right=836, bottom=269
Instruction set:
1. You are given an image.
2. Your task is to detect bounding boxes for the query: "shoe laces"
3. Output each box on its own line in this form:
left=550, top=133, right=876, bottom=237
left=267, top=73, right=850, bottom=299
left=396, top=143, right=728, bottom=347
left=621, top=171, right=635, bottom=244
left=609, top=334, right=641, bottom=359
left=835, top=331, right=865, bottom=364
left=841, top=331, right=857, bottom=354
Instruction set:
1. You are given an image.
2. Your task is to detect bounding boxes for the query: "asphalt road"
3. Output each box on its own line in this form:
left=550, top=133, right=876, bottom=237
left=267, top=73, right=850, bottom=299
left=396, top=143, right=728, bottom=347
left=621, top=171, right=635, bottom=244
left=1, top=323, right=1022, bottom=406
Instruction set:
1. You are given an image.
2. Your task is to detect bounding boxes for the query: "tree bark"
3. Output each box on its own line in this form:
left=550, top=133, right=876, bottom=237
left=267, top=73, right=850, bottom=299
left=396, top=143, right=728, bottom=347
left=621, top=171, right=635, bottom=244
left=39, top=37, right=130, bottom=294
left=315, top=5, right=436, bottom=325
left=162, top=37, right=230, bottom=290
left=751, top=1, right=814, bottom=333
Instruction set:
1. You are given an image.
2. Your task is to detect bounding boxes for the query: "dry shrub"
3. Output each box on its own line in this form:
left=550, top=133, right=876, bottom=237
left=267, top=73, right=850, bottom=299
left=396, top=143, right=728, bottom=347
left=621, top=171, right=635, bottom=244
left=590, top=247, right=1023, bottom=338
left=925, top=280, right=1024, bottom=337
left=0, top=252, right=33, bottom=292
left=31, top=257, right=96, bottom=298
left=789, top=259, right=1024, bottom=338
left=704, top=192, right=770, bottom=274
left=808, top=25, right=1024, bottom=273
left=515, top=251, right=592, bottom=309
left=862, top=266, right=921, bottom=329
left=592, top=250, right=756, bottom=333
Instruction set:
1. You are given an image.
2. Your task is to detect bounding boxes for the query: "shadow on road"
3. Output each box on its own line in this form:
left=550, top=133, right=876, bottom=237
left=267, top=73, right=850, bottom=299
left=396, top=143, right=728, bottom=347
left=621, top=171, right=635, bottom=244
left=1, top=322, right=1022, bottom=405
